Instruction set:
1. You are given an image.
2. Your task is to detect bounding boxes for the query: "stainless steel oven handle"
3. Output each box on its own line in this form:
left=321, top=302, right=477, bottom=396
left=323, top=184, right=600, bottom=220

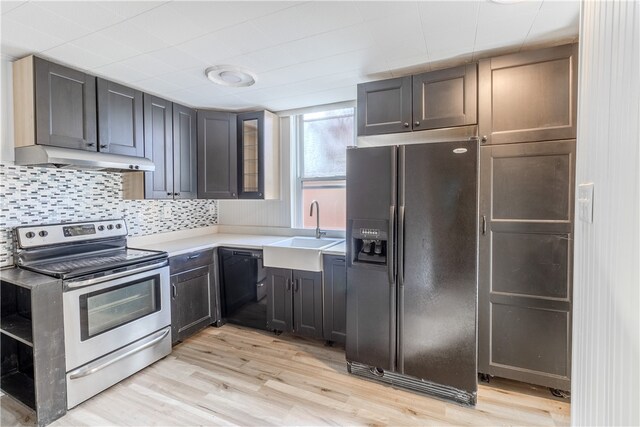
left=65, top=261, right=168, bottom=289
left=68, top=327, right=170, bottom=380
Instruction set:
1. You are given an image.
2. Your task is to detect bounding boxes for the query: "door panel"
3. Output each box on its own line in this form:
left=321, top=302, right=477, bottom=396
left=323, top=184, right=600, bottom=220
left=266, top=268, right=292, bottom=332
left=143, top=95, right=173, bottom=199
left=172, top=266, right=212, bottom=343
left=398, top=141, right=478, bottom=394
left=412, top=64, right=477, bottom=130
left=293, top=270, right=323, bottom=339
left=478, top=140, right=575, bottom=390
left=346, top=146, right=396, bottom=370
left=173, top=104, right=197, bottom=199
left=35, top=57, right=97, bottom=150
left=357, top=77, right=412, bottom=135
left=197, top=110, right=238, bottom=199
left=479, top=43, right=578, bottom=145
left=323, top=255, right=347, bottom=344
left=97, top=78, right=144, bottom=157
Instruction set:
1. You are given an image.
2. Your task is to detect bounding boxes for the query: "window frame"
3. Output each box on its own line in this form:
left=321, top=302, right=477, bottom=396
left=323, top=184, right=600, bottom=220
left=292, top=105, right=355, bottom=229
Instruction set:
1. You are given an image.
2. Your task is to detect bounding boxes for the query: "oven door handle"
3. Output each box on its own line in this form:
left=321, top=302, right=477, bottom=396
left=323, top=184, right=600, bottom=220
left=68, top=327, right=170, bottom=380
left=64, top=260, right=168, bottom=289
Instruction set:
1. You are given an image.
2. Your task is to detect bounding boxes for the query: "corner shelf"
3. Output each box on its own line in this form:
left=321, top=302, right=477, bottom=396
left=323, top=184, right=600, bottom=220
left=1, top=314, right=33, bottom=347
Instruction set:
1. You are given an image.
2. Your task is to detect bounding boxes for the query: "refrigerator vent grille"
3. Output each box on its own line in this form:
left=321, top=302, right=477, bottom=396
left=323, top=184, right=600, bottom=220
left=348, top=361, right=476, bottom=406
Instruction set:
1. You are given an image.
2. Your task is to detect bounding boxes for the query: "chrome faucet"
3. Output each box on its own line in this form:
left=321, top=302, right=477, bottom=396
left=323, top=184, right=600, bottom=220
left=309, top=200, right=326, bottom=239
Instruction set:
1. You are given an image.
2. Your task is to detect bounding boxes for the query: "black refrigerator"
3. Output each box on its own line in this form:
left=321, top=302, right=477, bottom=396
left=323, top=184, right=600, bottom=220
left=345, top=140, right=478, bottom=405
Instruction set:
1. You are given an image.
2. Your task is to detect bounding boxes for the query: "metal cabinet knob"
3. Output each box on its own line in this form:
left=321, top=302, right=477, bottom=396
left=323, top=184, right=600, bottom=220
left=135, top=165, right=140, bottom=170
left=174, top=192, right=180, bottom=196
left=481, top=135, right=488, bottom=143
left=129, top=165, right=135, bottom=169
left=403, top=122, right=409, bottom=127
left=100, top=144, right=108, bottom=149
left=167, top=192, right=172, bottom=196
left=414, top=121, right=420, bottom=126
left=86, top=143, right=95, bottom=147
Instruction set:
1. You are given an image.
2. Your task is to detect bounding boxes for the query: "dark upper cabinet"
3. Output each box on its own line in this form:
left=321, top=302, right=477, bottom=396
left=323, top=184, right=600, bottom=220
left=237, top=110, right=280, bottom=200
left=479, top=43, right=578, bottom=145
left=357, top=76, right=412, bottom=136
left=412, top=64, right=477, bottom=130
left=170, top=250, right=216, bottom=344
left=173, top=104, right=198, bottom=199
left=197, top=110, right=238, bottom=199
left=143, top=94, right=174, bottom=199
left=266, top=268, right=323, bottom=338
left=97, top=78, right=144, bottom=157
left=322, top=255, right=347, bottom=344
left=13, top=56, right=97, bottom=151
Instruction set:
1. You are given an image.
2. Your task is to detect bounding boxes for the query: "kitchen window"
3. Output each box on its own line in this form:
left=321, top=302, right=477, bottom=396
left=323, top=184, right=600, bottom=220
left=294, top=106, right=355, bottom=230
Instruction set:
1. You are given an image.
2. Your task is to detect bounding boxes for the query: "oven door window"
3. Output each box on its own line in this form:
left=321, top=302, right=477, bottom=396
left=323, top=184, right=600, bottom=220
left=79, top=274, right=161, bottom=340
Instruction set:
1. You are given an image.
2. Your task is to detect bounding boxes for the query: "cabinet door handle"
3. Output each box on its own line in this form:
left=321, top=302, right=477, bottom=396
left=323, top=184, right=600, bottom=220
left=174, top=192, right=180, bottom=196
left=100, top=144, right=108, bottom=149
left=403, top=122, right=409, bottom=127
left=171, top=284, right=177, bottom=298
left=481, top=135, right=488, bottom=144
left=167, top=192, right=172, bottom=196
left=294, top=279, right=299, bottom=292
left=414, top=121, right=420, bottom=126
left=482, top=215, right=487, bottom=235
left=86, top=142, right=95, bottom=147
left=187, top=254, right=200, bottom=260
left=286, top=279, right=291, bottom=291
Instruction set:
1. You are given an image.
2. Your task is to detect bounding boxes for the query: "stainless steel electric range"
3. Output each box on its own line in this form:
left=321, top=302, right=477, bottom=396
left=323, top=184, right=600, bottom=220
left=13, top=219, right=171, bottom=409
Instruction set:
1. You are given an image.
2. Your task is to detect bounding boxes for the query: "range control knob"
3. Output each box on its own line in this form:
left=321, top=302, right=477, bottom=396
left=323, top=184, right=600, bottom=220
left=107, top=224, right=114, bottom=230
left=115, top=224, right=122, bottom=229
left=25, top=231, right=35, bottom=239
left=39, top=230, right=48, bottom=237
left=98, top=225, right=105, bottom=231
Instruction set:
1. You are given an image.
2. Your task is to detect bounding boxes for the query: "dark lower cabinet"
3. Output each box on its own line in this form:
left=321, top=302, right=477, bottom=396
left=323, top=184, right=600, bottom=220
left=266, top=268, right=323, bottom=339
left=322, top=255, right=346, bottom=344
left=169, top=250, right=217, bottom=344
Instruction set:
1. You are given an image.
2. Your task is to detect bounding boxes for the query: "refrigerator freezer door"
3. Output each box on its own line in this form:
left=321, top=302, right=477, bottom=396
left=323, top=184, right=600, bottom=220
left=397, top=141, right=478, bottom=394
left=346, top=146, right=396, bottom=371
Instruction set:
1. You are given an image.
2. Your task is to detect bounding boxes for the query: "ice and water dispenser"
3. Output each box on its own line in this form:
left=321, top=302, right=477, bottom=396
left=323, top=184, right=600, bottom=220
left=350, top=219, right=388, bottom=265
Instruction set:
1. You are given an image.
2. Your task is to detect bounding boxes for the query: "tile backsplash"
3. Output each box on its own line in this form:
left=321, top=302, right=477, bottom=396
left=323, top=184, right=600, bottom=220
left=0, top=163, right=218, bottom=267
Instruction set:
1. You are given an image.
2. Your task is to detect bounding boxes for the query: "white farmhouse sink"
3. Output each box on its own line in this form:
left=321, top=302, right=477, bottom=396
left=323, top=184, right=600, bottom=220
left=263, top=237, right=344, bottom=272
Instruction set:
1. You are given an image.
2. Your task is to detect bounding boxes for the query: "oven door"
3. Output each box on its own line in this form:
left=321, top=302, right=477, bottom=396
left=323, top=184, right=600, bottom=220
left=63, top=262, right=171, bottom=371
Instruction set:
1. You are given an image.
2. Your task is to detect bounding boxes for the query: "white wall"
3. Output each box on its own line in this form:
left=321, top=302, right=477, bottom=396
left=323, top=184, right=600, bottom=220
left=572, top=2, right=640, bottom=425
left=217, top=116, right=292, bottom=228
left=1, top=58, right=15, bottom=162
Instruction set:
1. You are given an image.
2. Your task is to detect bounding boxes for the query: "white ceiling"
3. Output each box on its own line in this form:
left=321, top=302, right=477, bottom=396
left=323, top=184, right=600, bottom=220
left=1, top=1, right=579, bottom=112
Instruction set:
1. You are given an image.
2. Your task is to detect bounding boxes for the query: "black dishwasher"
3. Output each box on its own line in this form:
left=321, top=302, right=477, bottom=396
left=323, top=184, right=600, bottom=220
left=218, top=248, right=267, bottom=330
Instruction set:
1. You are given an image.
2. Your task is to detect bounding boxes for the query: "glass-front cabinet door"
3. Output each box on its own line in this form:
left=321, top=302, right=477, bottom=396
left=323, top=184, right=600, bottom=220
left=237, top=111, right=264, bottom=199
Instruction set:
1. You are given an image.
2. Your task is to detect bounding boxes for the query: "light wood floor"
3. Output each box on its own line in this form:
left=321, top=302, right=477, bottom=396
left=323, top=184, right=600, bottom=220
left=2, top=325, right=570, bottom=426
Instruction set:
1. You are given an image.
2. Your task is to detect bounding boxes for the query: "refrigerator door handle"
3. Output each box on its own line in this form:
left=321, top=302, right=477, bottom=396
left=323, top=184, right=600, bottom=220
left=388, top=205, right=396, bottom=286
left=398, top=205, right=405, bottom=287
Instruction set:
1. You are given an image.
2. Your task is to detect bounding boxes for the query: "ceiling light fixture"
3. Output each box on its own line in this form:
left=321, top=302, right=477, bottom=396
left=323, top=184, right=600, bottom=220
left=205, top=65, right=256, bottom=87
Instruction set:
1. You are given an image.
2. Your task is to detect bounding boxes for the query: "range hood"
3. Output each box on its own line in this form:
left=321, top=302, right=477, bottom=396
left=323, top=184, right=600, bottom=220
left=14, top=145, right=155, bottom=172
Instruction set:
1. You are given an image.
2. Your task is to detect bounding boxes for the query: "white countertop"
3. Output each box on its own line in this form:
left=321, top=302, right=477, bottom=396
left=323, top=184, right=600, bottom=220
left=129, top=228, right=346, bottom=257
left=323, top=241, right=346, bottom=256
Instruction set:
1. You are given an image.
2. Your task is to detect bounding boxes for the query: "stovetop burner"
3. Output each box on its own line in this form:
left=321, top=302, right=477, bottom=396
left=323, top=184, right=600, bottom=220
left=13, top=219, right=168, bottom=280
left=23, top=248, right=166, bottom=279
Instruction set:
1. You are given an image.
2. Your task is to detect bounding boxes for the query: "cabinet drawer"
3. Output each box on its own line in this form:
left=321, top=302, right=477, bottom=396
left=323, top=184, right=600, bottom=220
left=170, top=249, right=214, bottom=273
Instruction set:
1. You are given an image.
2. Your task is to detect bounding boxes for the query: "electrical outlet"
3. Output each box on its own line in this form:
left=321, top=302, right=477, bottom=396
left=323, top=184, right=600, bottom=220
left=162, top=205, right=172, bottom=219
left=578, top=183, right=594, bottom=223
left=208, top=204, right=216, bottom=216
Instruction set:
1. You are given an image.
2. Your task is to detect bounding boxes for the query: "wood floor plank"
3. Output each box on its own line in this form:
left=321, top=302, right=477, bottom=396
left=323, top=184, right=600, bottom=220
left=1, top=324, right=570, bottom=426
